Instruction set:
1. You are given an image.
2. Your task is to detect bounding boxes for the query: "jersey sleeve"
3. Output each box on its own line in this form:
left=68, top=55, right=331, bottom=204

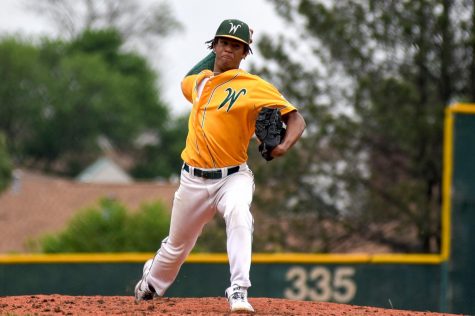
left=185, top=52, right=215, bottom=76
left=181, top=52, right=216, bottom=103
left=251, top=79, right=297, bottom=115
left=181, top=76, right=194, bottom=103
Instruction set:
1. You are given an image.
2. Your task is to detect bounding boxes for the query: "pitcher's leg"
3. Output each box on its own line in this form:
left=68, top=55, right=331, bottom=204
left=147, top=172, right=215, bottom=295
left=227, top=219, right=253, bottom=287
left=217, top=169, right=255, bottom=288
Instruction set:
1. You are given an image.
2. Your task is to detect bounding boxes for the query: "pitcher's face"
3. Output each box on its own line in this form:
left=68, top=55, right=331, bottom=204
left=214, top=38, right=248, bottom=73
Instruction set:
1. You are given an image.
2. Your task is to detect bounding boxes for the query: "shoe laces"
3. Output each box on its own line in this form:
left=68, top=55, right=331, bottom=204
left=229, top=286, right=247, bottom=302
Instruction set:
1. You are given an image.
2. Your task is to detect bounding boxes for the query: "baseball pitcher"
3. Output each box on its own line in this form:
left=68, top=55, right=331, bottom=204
left=135, top=18, right=306, bottom=313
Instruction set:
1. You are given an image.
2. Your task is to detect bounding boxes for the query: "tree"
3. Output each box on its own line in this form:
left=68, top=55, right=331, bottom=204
left=249, top=0, right=473, bottom=253
left=24, top=0, right=182, bottom=51
left=6, top=1, right=184, bottom=179
left=0, top=38, right=47, bottom=158
left=0, top=30, right=173, bottom=177
left=0, top=133, right=12, bottom=192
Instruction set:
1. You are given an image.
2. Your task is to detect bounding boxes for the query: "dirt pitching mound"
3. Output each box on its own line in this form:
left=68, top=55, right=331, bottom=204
left=0, top=295, right=460, bottom=315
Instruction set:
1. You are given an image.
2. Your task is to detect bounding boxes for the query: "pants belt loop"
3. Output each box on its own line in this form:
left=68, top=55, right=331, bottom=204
left=183, top=163, right=193, bottom=176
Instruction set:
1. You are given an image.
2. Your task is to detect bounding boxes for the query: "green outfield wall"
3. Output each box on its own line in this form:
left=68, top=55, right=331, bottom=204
left=0, top=259, right=444, bottom=312
left=1, top=103, right=474, bottom=315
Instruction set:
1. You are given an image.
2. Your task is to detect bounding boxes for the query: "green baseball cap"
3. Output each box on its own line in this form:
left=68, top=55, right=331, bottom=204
left=214, top=19, right=252, bottom=45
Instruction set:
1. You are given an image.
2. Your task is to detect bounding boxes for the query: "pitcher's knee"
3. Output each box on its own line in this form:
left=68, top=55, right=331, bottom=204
left=224, top=203, right=253, bottom=230
left=159, top=241, right=190, bottom=263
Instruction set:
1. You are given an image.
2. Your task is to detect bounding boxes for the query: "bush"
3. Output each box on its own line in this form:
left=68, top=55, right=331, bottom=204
left=34, top=198, right=170, bottom=253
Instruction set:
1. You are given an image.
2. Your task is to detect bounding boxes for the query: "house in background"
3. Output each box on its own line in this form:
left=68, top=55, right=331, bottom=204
left=0, top=162, right=178, bottom=253
left=76, top=157, right=133, bottom=184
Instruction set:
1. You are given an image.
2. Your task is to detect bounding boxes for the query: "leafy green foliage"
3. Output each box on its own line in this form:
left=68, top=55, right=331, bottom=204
left=0, top=29, right=179, bottom=178
left=34, top=198, right=170, bottom=253
left=0, top=38, right=47, bottom=156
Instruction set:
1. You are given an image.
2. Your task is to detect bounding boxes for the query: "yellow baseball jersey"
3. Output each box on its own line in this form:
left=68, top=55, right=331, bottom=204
left=181, top=68, right=297, bottom=168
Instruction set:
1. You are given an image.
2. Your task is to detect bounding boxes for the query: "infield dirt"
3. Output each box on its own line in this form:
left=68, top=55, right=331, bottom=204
left=0, top=295, right=462, bottom=315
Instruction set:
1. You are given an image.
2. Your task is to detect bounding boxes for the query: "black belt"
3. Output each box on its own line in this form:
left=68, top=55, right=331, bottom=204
left=183, top=163, right=240, bottom=179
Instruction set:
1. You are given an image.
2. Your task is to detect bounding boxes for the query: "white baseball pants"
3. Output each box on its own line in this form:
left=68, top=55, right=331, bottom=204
left=146, top=164, right=255, bottom=296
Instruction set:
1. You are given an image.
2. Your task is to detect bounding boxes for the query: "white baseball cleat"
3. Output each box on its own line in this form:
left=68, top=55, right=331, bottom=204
left=134, top=259, right=156, bottom=302
left=225, top=285, right=255, bottom=313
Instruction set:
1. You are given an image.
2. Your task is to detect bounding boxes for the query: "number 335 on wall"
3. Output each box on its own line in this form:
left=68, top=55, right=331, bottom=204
left=284, top=266, right=357, bottom=303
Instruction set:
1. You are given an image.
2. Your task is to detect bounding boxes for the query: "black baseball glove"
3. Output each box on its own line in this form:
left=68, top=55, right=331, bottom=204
left=255, top=107, right=286, bottom=161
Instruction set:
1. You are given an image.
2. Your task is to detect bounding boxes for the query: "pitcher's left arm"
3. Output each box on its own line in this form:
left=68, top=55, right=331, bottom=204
left=271, top=110, right=306, bottom=158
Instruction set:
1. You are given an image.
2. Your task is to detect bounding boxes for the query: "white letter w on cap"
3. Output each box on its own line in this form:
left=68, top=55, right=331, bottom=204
left=229, top=23, right=241, bottom=34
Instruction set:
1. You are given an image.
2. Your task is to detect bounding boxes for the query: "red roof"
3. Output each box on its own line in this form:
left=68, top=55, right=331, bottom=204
left=0, top=170, right=178, bottom=253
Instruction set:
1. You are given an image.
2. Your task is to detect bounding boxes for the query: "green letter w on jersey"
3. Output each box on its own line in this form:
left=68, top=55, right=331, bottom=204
left=218, top=88, right=247, bottom=112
